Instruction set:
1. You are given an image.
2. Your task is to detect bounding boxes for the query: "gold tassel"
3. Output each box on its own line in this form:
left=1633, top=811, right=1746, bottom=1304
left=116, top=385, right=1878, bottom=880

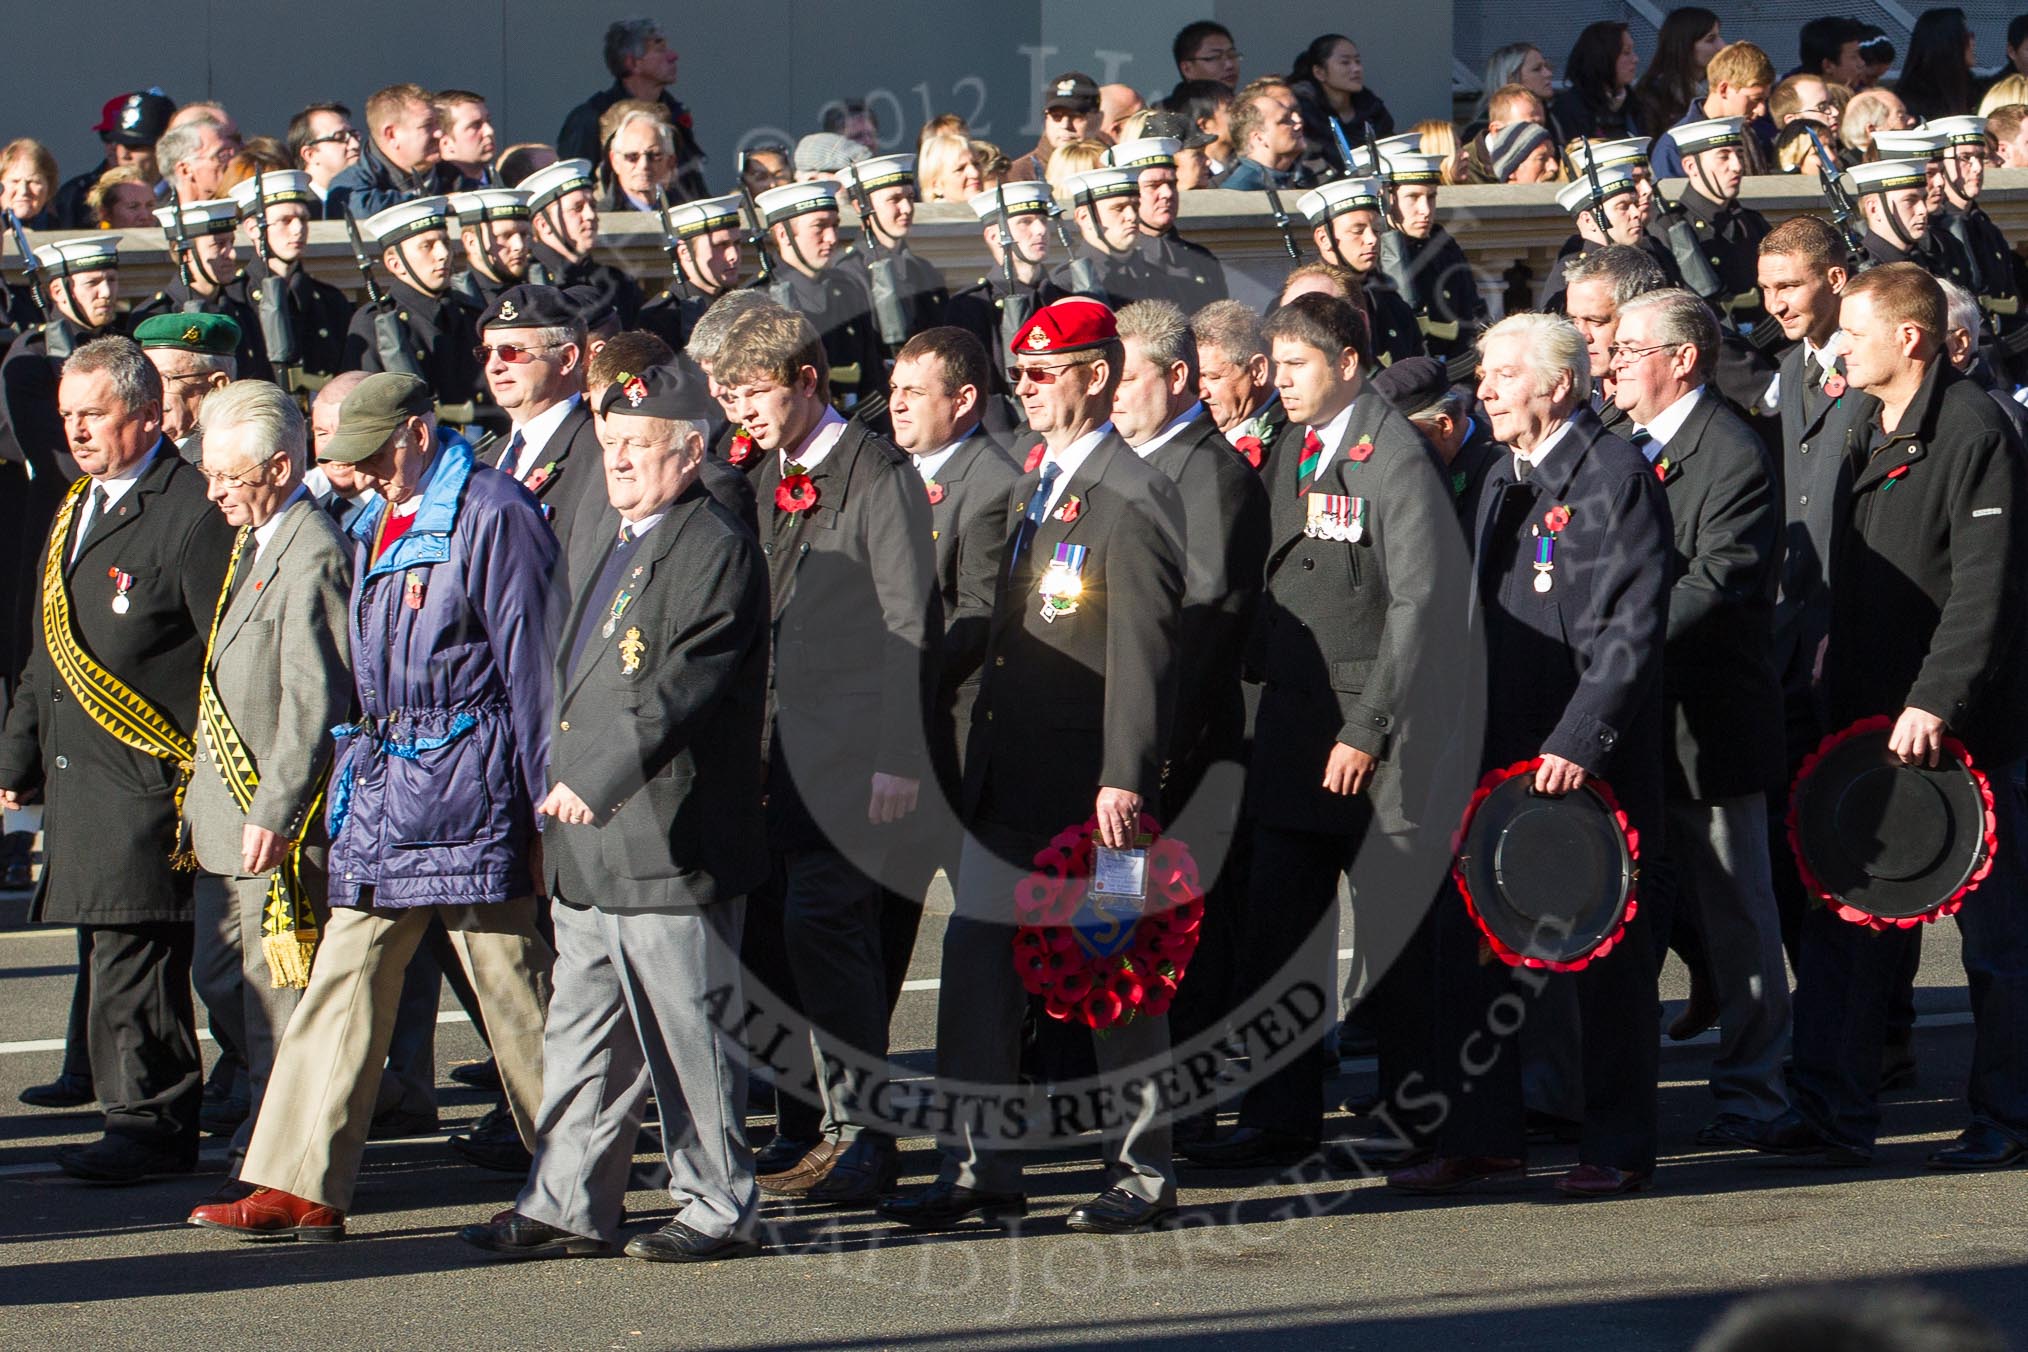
left=262, top=927, right=318, bottom=990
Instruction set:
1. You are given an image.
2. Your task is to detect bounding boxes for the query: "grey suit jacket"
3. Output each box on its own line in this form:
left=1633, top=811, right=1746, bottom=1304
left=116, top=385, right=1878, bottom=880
left=184, top=494, right=355, bottom=877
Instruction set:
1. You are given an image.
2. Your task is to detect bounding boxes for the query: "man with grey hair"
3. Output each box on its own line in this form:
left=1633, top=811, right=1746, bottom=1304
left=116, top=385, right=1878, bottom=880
left=474, top=284, right=601, bottom=542
left=1610, top=287, right=1792, bottom=1152
left=0, top=336, right=234, bottom=1181
left=557, top=18, right=709, bottom=200
left=1392, top=310, right=1671, bottom=1200
left=601, top=106, right=678, bottom=213
left=184, top=379, right=354, bottom=1198
left=1191, top=298, right=1284, bottom=462
left=1939, top=277, right=2028, bottom=443
left=135, top=312, right=238, bottom=457
left=1564, top=244, right=1668, bottom=441
left=157, top=115, right=231, bottom=205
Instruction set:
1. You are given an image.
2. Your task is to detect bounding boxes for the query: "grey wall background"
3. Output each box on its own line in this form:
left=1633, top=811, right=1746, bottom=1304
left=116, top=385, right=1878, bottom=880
left=1, top=1, right=1451, bottom=195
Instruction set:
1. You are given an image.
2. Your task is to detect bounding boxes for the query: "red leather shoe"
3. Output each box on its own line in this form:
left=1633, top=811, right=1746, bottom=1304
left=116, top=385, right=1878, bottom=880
left=1385, top=1155, right=1525, bottom=1194
left=1554, top=1163, right=1653, bottom=1198
left=189, top=1186, right=346, bottom=1241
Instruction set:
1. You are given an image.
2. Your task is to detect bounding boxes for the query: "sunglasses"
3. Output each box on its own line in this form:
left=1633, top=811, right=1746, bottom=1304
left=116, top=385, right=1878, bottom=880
left=473, top=342, right=564, bottom=364
left=1013, top=361, right=1090, bottom=385
left=306, top=128, right=361, bottom=148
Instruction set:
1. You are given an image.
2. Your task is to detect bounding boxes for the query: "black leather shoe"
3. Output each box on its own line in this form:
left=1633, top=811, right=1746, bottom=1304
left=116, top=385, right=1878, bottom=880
left=461, top=1209, right=612, bottom=1259
left=876, top=1179, right=1027, bottom=1231
left=1177, top=1126, right=1317, bottom=1169
left=1337, top=1137, right=1434, bottom=1172
left=1749, top=1110, right=1872, bottom=1166
left=1171, top=1110, right=1217, bottom=1147
left=19, top=1073, right=95, bottom=1109
left=1697, top=1114, right=1789, bottom=1150
left=1927, top=1124, right=2028, bottom=1171
left=1065, top=1186, right=1178, bottom=1234
left=1880, top=1045, right=1919, bottom=1093
left=367, top=1108, right=442, bottom=1140
left=803, top=1138, right=899, bottom=1205
left=623, top=1219, right=760, bottom=1263
left=448, top=1105, right=531, bottom=1174
left=449, top=1058, right=502, bottom=1091
left=1524, top=1110, right=1584, bottom=1144
left=752, top=1134, right=820, bottom=1176
left=56, top=1137, right=196, bottom=1184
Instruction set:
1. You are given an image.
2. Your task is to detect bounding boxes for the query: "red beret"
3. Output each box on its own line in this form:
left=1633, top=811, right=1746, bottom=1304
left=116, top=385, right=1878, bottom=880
left=1009, top=297, right=1118, bottom=356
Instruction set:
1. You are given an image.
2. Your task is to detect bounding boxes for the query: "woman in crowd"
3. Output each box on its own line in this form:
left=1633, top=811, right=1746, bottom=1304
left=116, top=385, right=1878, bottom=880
left=1897, top=7, right=1978, bottom=122
left=1470, top=44, right=1563, bottom=145
left=1043, top=138, right=1107, bottom=199
left=1288, top=33, right=1393, bottom=175
left=971, top=139, right=1009, bottom=189
left=1557, top=22, right=1641, bottom=139
left=918, top=131, right=983, bottom=202
left=85, top=166, right=156, bottom=228
left=1634, top=7, right=1724, bottom=137
left=1412, top=119, right=1462, bottom=185
left=0, top=139, right=58, bottom=230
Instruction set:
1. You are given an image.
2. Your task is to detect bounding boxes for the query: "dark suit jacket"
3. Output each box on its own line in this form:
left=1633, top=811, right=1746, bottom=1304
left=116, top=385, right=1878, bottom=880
left=964, top=431, right=1185, bottom=836
left=756, top=417, right=940, bottom=852
left=1473, top=405, right=1671, bottom=830
left=485, top=398, right=605, bottom=549
left=547, top=480, right=769, bottom=910
left=1772, top=342, right=1877, bottom=699
left=0, top=446, right=234, bottom=923
left=1651, top=390, right=1783, bottom=799
left=923, top=427, right=1020, bottom=793
left=1246, top=393, right=1465, bottom=835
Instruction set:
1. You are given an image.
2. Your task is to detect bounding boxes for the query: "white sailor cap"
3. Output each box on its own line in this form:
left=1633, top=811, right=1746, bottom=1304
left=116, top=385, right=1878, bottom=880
left=227, top=171, right=316, bottom=217
left=153, top=198, right=240, bottom=239
left=754, top=179, right=840, bottom=225
left=1297, top=176, right=1385, bottom=223
left=1672, top=117, right=1746, bottom=156
left=967, top=181, right=1054, bottom=221
left=1379, top=151, right=1446, bottom=185
left=517, top=158, right=597, bottom=211
left=1872, top=127, right=1946, bottom=158
left=1556, top=165, right=1640, bottom=216
left=1106, top=137, right=1181, bottom=171
left=1927, top=115, right=1989, bottom=148
left=37, top=237, right=120, bottom=276
left=365, top=195, right=453, bottom=247
left=664, top=192, right=744, bottom=239
left=1375, top=133, right=1426, bottom=159
left=449, top=188, right=532, bottom=224
left=841, top=153, right=917, bottom=195
left=1063, top=166, right=1141, bottom=203
left=1844, top=158, right=1932, bottom=197
left=1570, top=137, right=1651, bottom=172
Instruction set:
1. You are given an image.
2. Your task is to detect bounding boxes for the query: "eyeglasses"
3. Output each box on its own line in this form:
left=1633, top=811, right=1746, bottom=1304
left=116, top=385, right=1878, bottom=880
left=1802, top=101, right=1841, bottom=117
left=474, top=342, right=564, bottom=364
left=1013, top=361, right=1089, bottom=385
left=1607, top=341, right=1679, bottom=365
left=306, top=127, right=360, bottom=148
left=615, top=150, right=672, bottom=165
left=197, top=461, right=271, bottom=488
left=161, top=369, right=224, bottom=387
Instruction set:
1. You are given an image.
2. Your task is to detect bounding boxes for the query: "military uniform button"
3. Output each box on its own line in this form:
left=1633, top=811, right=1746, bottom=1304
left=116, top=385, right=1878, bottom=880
left=54, top=756, right=67, bottom=770
left=994, top=656, right=1005, bottom=667
left=560, top=720, right=571, bottom=731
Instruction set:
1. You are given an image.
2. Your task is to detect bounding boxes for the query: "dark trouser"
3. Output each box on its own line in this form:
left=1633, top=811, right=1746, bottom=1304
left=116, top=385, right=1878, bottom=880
left=1430, top=880, right=1660, bottom=1172
left=1791, top=760, right=2028, bottom=1152
left=1167, top=819, right=1252, bottom=1064
left=877, top=845, right=942, bottom=1018
left=83, top=920, right=201, bottom=1154
left=1369, top=898, right=1441, bottom=1143
left=192, top=878, right=250, bottom=1105
left=61, top=929, right=93, bottom=1085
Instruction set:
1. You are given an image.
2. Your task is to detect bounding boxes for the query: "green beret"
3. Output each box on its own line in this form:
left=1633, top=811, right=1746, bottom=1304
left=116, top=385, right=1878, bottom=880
left=134, top=311, right=242, bottom=356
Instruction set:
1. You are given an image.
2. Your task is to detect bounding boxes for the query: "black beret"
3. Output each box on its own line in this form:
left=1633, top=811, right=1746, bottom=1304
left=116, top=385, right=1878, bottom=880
left=563, top=284, right=618, bottom=332
left=594, top=361, right=717, bottom=422
left=479, top=283, right=578, bottom=331
left=1369, top=356, right=1451, bottom=417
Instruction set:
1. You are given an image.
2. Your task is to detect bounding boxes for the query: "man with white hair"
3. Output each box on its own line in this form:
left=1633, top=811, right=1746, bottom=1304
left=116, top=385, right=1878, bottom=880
left=1390, top=311, right=1672, bottom=1200
left=1939, top=277, right=2028, bottom=442
left=183, top=379, right=354, bottom=1197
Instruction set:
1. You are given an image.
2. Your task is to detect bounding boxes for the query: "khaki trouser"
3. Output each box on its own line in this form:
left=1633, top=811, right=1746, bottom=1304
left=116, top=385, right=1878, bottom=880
left=240, top=899, right=553, bottom=1211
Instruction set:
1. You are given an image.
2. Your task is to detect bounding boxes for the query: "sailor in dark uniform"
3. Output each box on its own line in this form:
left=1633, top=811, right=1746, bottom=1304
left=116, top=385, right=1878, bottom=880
left=1923, top=116, right=2028, bottom=379
left=342, top=196, right=491, bottom=425
left=1541, top=138, right=1684, bottom=313
left=638, top=192, right=746, bottom=353
left=132, top=200, right=265, bottom=381
left=1643, top=118, right=1772, bottom=342
left=1055, top=165, right=1160, bottom=309
left=836, top=153, right=950, bottom=350
left=1540, top=162, right=1682, bottom=313
left=945, top=181, right=1069, bottom=419
left=446, top=187, right=534, bottom=314
left=224, top=171, right=355, bottom=387
left=518, top=158, right=645, bottom=327
left=1295, top=176, right=1424, bottom=367
left=1856, top=136, right=1976, bottom=289
left=1110, top=124, right=1229, bottom=314
left=753, top=178, right=886, bottom=414
left=1374, top=148, right=1488, bottom=368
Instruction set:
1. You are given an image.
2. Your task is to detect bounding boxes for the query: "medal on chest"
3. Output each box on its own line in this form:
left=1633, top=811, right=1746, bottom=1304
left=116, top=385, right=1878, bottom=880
left=1037, top=542, right=1088, bottom=623
left=1532, top=503, right=1573, bottom=594
left=1304, top=493, right=1366, bottom=543
left=108, top=567, right=134, bottom=614
left=602, top=578, right=640, bottom=638
left=403, top=568, right=426, bottom=611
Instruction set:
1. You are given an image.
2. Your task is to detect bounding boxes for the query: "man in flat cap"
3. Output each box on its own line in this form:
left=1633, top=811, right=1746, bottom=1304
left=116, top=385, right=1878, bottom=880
left=189, top=372, right=555, bottom=1241
left=135, top=312, right=238, bottom=460
left=460, top=361, right=769, bottom=1265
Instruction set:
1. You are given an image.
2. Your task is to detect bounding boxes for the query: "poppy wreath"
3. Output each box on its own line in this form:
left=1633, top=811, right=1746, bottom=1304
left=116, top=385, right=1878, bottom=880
left=1449, top=758, right=1641, bottom=973
left=1785, top=713, right=1999, bottom=930
left=776, top=473, right=820, bottom=513
left=1011, top=812, right=1204, bottom=1030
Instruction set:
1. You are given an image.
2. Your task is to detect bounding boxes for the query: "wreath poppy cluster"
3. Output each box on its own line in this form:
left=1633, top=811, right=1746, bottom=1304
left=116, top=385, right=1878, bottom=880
left=1010, top=813, right=1204, bottom=1030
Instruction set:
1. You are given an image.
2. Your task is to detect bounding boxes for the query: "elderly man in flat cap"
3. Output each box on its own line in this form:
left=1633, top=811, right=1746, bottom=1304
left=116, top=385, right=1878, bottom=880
left=135, top=311, right=239, bottom=460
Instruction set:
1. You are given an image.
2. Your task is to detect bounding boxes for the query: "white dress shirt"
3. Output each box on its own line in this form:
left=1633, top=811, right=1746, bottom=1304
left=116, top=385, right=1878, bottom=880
left=1514, top=417, right=1575, bottom=473
left=1132, top=401, right=1205, bottom=458
left=1036, top=422, right=1112, bottom=514
left=1301, top=399, right=1358, bottom=478
left=71, top=442, right=159, bottom=561
left=1635, top=385, right=1706, bottom=461
left=783, top=406, right=849, bottom=475
left=508, top=394, right=582, bottom=482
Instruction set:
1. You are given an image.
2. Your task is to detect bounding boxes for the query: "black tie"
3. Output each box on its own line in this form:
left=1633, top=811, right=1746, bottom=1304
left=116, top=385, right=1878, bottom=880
left=70, top=486, right=109, bottom=569
left=499, top=429, right=526, bottom=476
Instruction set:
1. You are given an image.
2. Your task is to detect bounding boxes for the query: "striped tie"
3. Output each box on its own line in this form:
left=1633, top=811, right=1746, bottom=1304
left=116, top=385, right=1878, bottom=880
left=1296, top=428, right=1324, bottom=497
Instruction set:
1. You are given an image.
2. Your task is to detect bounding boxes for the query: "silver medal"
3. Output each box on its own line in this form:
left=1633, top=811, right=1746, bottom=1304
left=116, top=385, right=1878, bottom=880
left=111, top=594, right=131, bottom=614
left=1533, top=571, right=1553, bottom=594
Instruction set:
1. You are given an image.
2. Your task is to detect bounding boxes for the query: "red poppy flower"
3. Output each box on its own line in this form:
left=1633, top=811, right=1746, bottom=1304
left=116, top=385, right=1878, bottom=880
left=1234, top=435, right=1265, bottom=470
left=1653, top=462, right=1668, bottom=482
left=1823, top=373, right=1847, bottom=399
left=1055, top=496, right=1081, bottom=523
left=1084, top=989, right=1126, bottom=1029
left=728, top=430, right=755, bottom=466
left=925, top=481, right=946, bottom=505
left=1544, top=504, right=1572, bottom=533
left=1345, top=436, right=1376, bottom=463
left=1023, top=444, right=1046, bottom=474
left=775, top=473, right=819, bottom=513
left=1013, top=873, right=1063, bottom=918
left=1056, top=967, right=1096, bottom=1004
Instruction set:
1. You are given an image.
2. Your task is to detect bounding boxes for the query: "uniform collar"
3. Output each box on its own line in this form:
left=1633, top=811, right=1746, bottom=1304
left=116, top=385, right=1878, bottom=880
left=1637, top=384, right=1706, bottom=452
left=1131, top=401, right=1205, bottom=458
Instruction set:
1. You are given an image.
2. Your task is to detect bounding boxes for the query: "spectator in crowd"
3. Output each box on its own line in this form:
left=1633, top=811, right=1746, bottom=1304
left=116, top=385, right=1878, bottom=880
left=737, top=144, right=791, bottom=195
left=1651, top=42, right=1775, bottom=178
left=598, top=101, right=676, bottom=212
left=1471, top=43, right=1561, bottom=144
left=53, top=90, right=174, bottom=229
left=971, top=140, right=1010, bottom=188
left=1468, top=119, right=1559, bottom=185
left=1841, top=87, right=1914, bottom=159
left=1458, top=86, right=1550, bottom=182
left=1855, top=25, right=1897, bottom=90
left=2003, top=14, right=2028, bottom=80
left=1010, top=72, right=1103, bottom=182
left=1173, top=20, right=1241, bottom=91
left=173, top=102, right=243, bottom=156
left=1634, top=7, right=1725, bottom=137
left=792, top=131, right=869, bottom=182
left=1165, top=79, right=1236, bottom=177
left=557, top=18, right=708, bottom=199
left=1896, top=7, right=1978, bottom=123
left=434, top=90, right=497, bottom=191
left=1772, top=121, right=1831, bottom=176
left=223, top=139, right=293, bottom=192
left=1989, top=103, right=2028, bottom=167
left=285, top=103, right=361, bottom=216
left=157, top=115, right=233, bottom=206
left=1220, top=78, right=1309, bottom=191
left=87, top=167, right=158, bottom=228
left=1288, top=33, right=1394, bottom=175
left=918, top=132, right=983, bottom=202
left=1043, top=139, right=1108, bottom=200
left=325, top=84, right=447, bottom=219
left=1797, top=16, right=1872, bottom=89
left=1100, top=85, right=1144, bottom=142
left=0, top=140, right=58, bottom=230
left=823, top=99, right=882, bottom=152
left=1771, top=75, right=1844, bottom=141
left=1411, top=120, right=1462, bottom=184
left=918, top=113, right=969, bottom=145
left=1557, top=22, right=1642, bottom=140
left=1979, top=73, right=2028, bottom=116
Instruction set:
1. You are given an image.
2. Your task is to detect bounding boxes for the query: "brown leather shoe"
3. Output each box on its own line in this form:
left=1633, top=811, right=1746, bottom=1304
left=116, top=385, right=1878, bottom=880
left=756, top=1138, right=842, bottom=1197
left=188, top=1186, right=345, bottom=1242
left=1385, top=1155, right=1525, bottom=1195
left=1554, top=1163, right=1652, bottom=1198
